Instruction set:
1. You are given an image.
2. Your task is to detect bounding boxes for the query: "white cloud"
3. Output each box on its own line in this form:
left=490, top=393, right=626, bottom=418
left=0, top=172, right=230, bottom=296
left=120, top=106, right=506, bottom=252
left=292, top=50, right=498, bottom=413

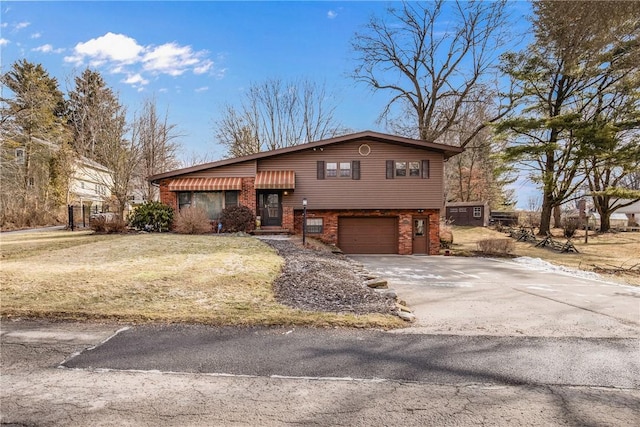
left=15, top=22, right=30, bottom=30
left=327, top=10, right=338, bottom=19
left=32, top=44, right=55, bottom=53
left=194, top=59, right=213, bottom=75
left=195, top=86, right=209, bottom=93
left=31, top=32, right=41, bottom=39
left=142, top=42, right=203, bottom=76
left=64, top=33, right=218, bottom=88
left=1, top=22, right=8, bottom=29
left=68, top=32, right=143, bottom=65
left=122, top=73, right=149, bottom=86
left=0, top=38, right=9, bottom=46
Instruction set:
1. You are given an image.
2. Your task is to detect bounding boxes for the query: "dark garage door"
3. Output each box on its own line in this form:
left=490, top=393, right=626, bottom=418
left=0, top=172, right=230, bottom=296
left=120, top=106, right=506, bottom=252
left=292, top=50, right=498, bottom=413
left=338, top=217, right=398, bottom=254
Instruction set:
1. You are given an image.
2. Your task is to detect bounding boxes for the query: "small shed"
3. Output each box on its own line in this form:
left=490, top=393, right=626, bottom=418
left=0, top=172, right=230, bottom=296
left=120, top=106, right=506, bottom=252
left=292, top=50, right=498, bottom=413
left=445, top=201, right=489, bottom=227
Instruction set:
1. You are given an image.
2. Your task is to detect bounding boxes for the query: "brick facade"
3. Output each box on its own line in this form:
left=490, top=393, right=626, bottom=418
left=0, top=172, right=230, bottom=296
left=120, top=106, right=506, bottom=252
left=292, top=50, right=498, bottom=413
left=239, top=178, right=256, bottom=212
left=159, top=179, right=178, bottom=211
left=293, top=209, right=441, bottom=255
left=158, top=179, right=441, bottom=255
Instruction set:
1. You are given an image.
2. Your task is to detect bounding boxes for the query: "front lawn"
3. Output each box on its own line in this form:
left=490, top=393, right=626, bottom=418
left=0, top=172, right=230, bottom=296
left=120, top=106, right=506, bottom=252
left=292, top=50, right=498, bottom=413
left=449, top=226, right=640, bottom=286
left=0, top=231, right=403, bottom=328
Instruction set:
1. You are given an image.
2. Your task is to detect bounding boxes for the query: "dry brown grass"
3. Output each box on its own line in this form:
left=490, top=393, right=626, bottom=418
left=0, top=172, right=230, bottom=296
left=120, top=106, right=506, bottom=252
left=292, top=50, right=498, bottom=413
left=450, top=226, right=640, bottom=286
left=0, top=231, right=403, bottom=329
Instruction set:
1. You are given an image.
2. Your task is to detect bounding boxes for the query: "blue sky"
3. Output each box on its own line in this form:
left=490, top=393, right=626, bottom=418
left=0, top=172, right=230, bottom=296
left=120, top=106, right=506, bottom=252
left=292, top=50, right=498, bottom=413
left=1, top=1, right=397, bottom=159
left=1, top=1, right=535, bottom=204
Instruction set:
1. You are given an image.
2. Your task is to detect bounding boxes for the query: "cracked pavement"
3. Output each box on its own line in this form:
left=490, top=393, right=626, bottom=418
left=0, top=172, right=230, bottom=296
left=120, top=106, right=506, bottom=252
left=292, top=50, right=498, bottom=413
left=1, top=320, right=639, bottom=426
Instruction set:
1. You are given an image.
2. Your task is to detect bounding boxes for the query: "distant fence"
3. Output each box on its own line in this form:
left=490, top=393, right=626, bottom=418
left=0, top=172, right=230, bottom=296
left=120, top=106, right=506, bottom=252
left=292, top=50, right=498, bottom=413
left=67, top=204, right=90, bottom=230
left=489, top=211, right=519, bottom=227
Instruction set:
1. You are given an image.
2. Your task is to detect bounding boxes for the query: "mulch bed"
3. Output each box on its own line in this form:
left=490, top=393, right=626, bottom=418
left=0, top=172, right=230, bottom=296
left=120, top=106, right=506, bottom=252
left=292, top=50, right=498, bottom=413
left=265, top=239, right=396, bottom=315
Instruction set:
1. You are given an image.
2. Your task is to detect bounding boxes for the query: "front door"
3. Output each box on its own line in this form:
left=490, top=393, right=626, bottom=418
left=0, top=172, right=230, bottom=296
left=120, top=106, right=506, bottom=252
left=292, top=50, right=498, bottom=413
left=412, top=217, right=429, bottom=254
left=258, top=191, right=282, bottom=227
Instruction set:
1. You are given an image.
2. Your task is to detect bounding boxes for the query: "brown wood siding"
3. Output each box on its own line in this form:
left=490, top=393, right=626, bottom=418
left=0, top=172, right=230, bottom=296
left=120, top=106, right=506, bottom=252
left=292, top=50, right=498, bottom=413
left=338, top=217, right=398, bottom=254
left=178, top=161, right=256, bottom=178
left=446, top=205, right=485, bottom=226
left=258, top=139, right=444, bottom=210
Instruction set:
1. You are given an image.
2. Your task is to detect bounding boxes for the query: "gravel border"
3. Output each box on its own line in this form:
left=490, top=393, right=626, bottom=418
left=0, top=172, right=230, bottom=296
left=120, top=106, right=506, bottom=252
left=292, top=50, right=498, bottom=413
left=264, top=239, right=397, bottom=316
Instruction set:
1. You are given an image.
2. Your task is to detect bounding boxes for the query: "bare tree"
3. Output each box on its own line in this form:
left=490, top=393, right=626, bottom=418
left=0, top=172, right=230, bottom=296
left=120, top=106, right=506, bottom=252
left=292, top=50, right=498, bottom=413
left=98, top=115, right=138, bottom=219
left=214, top=78, right=346, bottom=157
left=351, top=0, right=515, bottom=145
left=444, top=100, right=515, bottom=207
left=132, top=97, right=181, bottom=201
left=621, top=171, right=640, bottom=191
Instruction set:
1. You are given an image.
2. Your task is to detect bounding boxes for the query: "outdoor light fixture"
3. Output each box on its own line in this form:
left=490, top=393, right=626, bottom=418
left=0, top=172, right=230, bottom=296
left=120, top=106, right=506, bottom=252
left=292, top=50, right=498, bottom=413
left=302, top=198, right=308, bottom=246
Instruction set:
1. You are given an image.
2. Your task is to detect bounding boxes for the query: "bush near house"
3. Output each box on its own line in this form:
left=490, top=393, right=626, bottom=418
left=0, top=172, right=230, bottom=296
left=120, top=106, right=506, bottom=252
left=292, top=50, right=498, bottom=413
left=128, top=201, right=174, bottom=232
left=220, top=205, right=255, bottom=233
left=476, top=238, right=515, bottom=255
left=174, top=207, right=212, bottom=234
left=90, top=215, right=127, bottom=233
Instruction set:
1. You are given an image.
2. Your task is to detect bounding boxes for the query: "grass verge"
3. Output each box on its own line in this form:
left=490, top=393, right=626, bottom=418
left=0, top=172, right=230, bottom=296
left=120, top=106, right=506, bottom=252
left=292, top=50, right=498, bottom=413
left=0, top=231, right=404, bottom=329
left=449, top=226, right=640, bottom=286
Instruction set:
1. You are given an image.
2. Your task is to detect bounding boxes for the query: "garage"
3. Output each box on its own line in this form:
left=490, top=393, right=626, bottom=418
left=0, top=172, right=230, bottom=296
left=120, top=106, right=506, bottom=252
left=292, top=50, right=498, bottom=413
left=338, top=217, right=398, bottom=254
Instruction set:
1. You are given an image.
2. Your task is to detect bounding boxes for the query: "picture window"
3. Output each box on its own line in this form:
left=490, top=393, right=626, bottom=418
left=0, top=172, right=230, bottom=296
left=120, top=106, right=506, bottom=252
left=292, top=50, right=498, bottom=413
left=177, top=191, right=239, bottom=221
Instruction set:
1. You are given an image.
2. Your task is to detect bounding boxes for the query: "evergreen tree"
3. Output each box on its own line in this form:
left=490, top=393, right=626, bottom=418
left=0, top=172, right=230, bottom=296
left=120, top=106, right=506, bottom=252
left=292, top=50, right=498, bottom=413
left=0, top=60, right=69, bottom=226
left=497, top=1, right=640, bottom=235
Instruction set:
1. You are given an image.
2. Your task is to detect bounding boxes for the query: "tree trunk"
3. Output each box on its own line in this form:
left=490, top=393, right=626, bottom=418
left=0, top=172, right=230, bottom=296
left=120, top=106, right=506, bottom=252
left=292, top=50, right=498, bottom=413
left=553, top=205, right=562, bottom=228
left=539, top=194, right=553, bottom=236
left=599, top=212, right=611, bottom=232
left=593, top=195, right=611, bottom=232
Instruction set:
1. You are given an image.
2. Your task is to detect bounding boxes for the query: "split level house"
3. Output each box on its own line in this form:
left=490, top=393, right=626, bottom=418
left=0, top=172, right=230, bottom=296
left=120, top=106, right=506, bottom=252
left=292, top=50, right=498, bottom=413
left=149, top=131, right=463, bottom=255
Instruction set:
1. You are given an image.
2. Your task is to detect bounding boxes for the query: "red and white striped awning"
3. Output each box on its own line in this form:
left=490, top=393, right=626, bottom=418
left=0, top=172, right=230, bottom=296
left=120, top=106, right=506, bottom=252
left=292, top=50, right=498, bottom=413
left=167, top=177, right=242, bottom=191
left=255, top=170, right=296, bottom=189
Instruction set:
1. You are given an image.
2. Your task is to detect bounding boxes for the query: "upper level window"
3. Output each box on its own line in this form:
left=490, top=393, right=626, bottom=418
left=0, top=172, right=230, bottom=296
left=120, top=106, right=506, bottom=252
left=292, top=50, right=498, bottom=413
left=387, top=160, right=430, bottom=179
left=15, top=148, right=25, bottom=164
left=339, top=162, right=351, bottom=177
left=317, top=161, right=360, bottom=180
left=326, top=162, right=337, bottom=177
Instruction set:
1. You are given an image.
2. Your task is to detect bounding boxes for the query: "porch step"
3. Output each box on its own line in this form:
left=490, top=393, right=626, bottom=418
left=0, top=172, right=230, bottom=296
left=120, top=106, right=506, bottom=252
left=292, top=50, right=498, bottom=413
left=250, top=227, right=291, bottom=236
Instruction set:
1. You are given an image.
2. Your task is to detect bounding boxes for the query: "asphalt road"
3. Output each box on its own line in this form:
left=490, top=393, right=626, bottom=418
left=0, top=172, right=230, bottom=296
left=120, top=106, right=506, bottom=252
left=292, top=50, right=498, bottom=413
left=2, top=320, right=639, bottom=426
left=61, top=325, right=639, bottom=388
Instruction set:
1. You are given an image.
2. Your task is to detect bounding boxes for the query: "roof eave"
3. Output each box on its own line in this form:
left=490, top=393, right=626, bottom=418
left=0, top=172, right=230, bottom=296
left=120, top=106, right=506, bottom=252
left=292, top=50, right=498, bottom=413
left=149, top=130, right=464, bottom=183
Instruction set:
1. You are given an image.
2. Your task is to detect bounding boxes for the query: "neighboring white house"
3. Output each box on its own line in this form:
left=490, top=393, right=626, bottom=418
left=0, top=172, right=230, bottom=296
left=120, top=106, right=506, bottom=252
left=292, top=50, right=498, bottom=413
left=588, top=212, right=630, bottom=230
left=68, top=156, right=113, bottom=214
left=615, top=199, right=640, bottom=226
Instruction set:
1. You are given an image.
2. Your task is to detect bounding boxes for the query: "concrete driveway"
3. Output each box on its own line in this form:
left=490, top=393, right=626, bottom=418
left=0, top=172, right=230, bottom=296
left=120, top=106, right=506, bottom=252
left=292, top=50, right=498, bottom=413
left=350, top=255, right=640, bottom=338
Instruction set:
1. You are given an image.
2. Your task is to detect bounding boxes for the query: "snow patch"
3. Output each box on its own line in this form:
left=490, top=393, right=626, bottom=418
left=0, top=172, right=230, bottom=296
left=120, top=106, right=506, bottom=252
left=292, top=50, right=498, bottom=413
left=512, top=257, right=627, bottom=286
